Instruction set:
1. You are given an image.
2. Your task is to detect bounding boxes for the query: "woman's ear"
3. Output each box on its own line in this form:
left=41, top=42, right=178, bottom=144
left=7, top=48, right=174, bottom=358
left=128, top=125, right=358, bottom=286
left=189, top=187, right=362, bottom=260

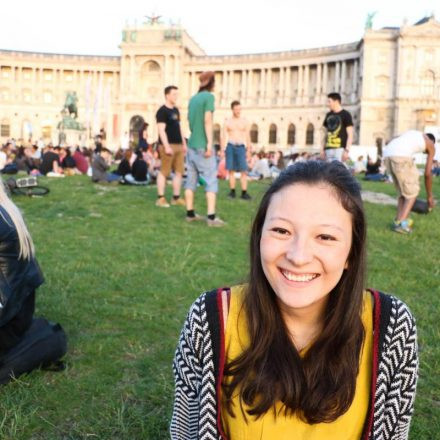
left=344, top=261, right=349, bottom=270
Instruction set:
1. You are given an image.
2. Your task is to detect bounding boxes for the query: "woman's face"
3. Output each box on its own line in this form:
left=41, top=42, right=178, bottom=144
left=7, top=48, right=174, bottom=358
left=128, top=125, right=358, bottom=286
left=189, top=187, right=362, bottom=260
left=260, top=183, right=353, bottom=316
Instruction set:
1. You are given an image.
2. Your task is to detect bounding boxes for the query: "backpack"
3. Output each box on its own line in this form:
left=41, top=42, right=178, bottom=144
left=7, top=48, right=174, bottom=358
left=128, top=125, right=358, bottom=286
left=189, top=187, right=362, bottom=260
left=0, top=317, right=67, bottom=385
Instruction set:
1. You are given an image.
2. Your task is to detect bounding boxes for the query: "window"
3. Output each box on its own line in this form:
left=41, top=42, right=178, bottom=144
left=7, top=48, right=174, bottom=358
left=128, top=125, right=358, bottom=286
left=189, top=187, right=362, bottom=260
left=44, top=70, right=53, bottom=81
left=42, top=126, right=52, bottom=139
left=1, top=67, right=10, bottom=78
left=287, top=124, right=296, bottom=145
left=23, top=89, right=32, bottom=103
left=23, top=69, right=31, bottom=80
left=376, top=76, right=388, bottom=98
left=269, top=124, right=277, bottom=144
left=421, top=70, right=435, bottom=97
left=1, top=120, right=10, bottom=137
left=250, top=124, right=258, bottom=143
left=306, top=123, right=314, bottom=145
left=0, top=88, right=10, bottom=101
left=43, top=91, right=53, bottom=104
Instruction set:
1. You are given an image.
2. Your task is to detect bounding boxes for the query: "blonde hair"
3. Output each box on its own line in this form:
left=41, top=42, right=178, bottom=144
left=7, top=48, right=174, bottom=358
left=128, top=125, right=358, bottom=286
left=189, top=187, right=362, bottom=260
left=0, top=179, right=35, bottom=260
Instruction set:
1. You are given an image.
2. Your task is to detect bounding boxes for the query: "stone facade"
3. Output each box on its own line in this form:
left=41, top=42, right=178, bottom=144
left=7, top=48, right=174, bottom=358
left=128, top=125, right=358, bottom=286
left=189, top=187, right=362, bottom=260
left=0, top=16, right=439, bottom=150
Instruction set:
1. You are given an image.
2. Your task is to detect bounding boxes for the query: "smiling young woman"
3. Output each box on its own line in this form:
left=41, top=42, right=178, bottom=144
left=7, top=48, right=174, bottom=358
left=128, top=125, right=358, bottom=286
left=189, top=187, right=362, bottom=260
left=171, top=161, right=418, bottom=440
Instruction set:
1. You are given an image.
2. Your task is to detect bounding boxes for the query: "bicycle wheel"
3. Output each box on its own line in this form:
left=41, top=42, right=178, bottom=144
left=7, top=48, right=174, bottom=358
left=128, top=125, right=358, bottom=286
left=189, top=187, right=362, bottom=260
left=11, top=186, right=50, bottom=197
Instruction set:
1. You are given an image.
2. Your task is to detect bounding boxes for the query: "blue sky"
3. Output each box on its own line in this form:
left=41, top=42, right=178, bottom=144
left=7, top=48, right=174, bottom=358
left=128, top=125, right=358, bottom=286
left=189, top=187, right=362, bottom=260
left=1, top=0, right=439, bottom=55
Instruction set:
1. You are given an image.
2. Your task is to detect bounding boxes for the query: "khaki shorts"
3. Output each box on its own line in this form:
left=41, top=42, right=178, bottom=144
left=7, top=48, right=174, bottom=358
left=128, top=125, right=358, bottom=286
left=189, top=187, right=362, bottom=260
left=159, top=144, right=185, bottom=177
left=384, top=157, right=420, bottom=199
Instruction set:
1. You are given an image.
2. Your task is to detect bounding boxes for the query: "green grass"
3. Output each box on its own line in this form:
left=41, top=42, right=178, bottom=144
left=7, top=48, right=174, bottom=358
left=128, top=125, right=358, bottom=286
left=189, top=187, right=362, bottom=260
left=0, top=174, right=439, bottom=439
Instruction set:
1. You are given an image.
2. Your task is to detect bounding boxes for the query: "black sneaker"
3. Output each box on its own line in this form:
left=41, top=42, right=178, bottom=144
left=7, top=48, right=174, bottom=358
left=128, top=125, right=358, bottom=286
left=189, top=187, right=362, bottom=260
left=228, top=191, right=236, bottom=199
left=241, top=193, right=251, bottom=200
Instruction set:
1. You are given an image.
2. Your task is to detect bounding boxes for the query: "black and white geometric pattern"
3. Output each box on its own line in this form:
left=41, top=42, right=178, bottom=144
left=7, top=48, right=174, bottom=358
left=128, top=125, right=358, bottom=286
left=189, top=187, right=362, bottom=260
left=171, top=291, right=418, bottom=440
left=369, top=296, right=418, bottom=440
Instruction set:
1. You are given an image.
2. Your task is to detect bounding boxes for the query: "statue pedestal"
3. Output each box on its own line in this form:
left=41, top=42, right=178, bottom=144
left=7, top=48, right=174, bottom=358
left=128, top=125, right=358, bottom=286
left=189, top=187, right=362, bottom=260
left=57, top=129, right=86, bottom=146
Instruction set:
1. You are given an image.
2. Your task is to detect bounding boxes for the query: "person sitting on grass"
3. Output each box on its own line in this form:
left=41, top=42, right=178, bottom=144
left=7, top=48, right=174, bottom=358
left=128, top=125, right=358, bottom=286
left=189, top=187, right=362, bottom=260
left=122, top=149, right=149, bottom=185
left=91, top=148, right=121, bottom=184
left=171, top=161, right=418, bottom=440
left=39, top=145, right=64, bottom=177
left=116, top=149, right=133, bottom=183
left=0, top=179, right=66, bottom=383
left=59, top=148, right=78, bottom=176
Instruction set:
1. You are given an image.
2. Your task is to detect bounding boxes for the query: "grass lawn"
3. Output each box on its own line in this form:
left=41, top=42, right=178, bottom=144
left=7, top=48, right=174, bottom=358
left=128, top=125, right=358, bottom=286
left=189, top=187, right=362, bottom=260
left=0, top=174, right=439, bottom=439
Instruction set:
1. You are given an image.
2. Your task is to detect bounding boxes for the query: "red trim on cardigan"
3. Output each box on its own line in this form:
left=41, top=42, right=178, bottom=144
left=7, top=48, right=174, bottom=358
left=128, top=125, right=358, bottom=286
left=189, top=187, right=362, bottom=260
left=363, top=289, right=381, bottom=439
left=216, top=287, right=229, bottom=440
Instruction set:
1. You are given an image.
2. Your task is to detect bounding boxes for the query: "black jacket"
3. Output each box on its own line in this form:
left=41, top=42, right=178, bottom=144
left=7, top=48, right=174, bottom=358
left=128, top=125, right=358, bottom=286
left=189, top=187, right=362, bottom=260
left=0, top=206, right=44, bottom=327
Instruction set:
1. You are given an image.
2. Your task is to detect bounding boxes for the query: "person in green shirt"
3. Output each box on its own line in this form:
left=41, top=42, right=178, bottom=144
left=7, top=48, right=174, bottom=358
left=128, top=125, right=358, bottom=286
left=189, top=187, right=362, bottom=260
left=185, top=71, right=225, bottom=227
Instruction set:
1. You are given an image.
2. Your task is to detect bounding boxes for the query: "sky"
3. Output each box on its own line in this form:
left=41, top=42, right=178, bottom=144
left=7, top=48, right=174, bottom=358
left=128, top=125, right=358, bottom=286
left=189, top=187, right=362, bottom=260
left=0, top=0, right=439, bottom=56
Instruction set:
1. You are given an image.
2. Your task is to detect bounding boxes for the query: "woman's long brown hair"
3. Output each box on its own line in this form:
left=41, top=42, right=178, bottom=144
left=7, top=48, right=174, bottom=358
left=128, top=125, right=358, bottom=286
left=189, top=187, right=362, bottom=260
left=223, top=160, right=367, bottom=424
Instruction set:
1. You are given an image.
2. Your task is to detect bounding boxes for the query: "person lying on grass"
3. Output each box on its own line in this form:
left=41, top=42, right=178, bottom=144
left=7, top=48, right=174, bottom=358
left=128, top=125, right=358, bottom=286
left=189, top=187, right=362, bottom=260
left=171, top=161, right=418, bottom=440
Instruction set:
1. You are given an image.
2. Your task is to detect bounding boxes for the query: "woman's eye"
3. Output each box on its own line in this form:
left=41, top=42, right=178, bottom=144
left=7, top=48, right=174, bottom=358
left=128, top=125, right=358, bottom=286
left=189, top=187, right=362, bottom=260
left=271, top=227, right=290, bottom=235
left=318, top=234, right=336, bottom=241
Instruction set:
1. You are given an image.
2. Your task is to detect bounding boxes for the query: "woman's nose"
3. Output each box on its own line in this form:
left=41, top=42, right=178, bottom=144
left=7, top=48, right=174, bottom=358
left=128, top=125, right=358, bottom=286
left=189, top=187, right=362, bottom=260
left=285, top=237, right=313, bottom=266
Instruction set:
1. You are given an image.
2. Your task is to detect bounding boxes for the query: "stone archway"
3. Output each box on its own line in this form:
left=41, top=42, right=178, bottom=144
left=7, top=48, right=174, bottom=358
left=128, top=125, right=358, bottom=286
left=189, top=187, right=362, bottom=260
left=140, top=60, right=163, bottom=104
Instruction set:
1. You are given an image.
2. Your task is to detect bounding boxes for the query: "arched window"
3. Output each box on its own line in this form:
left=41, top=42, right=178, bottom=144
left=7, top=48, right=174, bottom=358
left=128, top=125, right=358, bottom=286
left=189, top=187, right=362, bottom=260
left=421, top=70, right=435, bottom=97
left=250, top=124, right=258, bottom=143
left=1, top=118, right=10, bottom=137
left=213, top=124, right=221, bottom=144
left=269, top=124, right=277, bottom=144
left=287, top=123, right=296, bottom=145
left=306, top=123, right=314, bottom=145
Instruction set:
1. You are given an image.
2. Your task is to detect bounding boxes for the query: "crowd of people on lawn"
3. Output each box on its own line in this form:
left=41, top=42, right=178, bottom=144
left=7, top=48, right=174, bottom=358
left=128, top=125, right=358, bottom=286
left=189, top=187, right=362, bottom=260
left=0, top=71, right=437, bottom=440
left=1, top=74, right=438, bottom=231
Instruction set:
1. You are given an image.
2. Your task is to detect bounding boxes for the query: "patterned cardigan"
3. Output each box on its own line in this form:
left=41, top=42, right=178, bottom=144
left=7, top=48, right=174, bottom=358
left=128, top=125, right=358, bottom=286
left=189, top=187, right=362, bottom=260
left=171, top=288, right=418, bottom=440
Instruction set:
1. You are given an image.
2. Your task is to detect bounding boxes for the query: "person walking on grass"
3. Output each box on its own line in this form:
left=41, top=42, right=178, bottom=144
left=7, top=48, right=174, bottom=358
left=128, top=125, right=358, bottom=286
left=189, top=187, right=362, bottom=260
left=221, top=100, right=252, bottom=200
left=185, top=71, right=225, bottom=227
left=383, top=130, right=436, bottom=234
left=155, top=86, right=187, bottom=208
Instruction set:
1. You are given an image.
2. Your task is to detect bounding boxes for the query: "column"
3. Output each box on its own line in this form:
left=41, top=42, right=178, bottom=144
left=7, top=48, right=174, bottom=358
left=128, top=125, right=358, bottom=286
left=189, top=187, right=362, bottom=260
left=335, top=61, right=341, bottom=92
left=191, top=71, right=197, bottom=96
left=221, top=70, right=228, bottom=106
left=228, top=70, right=234, bottom=103
left=259, top=69, right=266, bottom=106
left=296, top=65, right=303, bottom=105
left=129, top=56, right=135, bottom=96
left=303, top=65, right=310, bottom=104
left=163, top=56, right=168, bottom=85
left=352, top=60, right=358, bottom=102
left=315, top=63, right=322, bottom=104
left=341, top=61, right=347, bottom=98
left=31, top=67, right=36, bottom=103
left=266, top=68, right=272, bottom=106
left=240, top=70, right=247, bottom=103
left=246, top=69, right=253, bottom=106
left=279, top=67, right=285, bottom=106
left=323, top=63, right=328, bottom=96
left=284, top=67, right=291, bottom=106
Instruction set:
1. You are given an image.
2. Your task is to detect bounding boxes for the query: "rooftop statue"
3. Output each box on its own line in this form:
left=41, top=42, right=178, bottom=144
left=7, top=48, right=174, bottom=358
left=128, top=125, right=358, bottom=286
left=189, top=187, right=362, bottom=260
left=365, top=12, right=377, bottom=30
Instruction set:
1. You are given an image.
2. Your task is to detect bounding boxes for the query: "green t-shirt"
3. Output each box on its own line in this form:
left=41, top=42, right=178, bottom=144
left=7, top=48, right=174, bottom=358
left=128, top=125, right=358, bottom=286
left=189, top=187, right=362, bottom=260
left=188, top=91, right=215, bottom=150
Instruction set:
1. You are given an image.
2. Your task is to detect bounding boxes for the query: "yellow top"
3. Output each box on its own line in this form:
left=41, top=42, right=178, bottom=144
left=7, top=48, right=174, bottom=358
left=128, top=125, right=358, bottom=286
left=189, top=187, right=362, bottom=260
left=221, top=286, right=373, bottom=440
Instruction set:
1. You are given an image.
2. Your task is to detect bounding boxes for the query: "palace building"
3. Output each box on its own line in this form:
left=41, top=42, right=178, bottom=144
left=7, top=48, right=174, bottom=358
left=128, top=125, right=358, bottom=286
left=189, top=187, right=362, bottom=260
left=0, top=15, right=439, bottom=151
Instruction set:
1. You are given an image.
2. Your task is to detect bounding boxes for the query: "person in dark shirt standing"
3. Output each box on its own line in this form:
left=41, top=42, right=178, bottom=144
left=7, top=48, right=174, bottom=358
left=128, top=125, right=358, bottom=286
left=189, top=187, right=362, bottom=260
left=322, top=93, right=353, bottom=162
left=155, top=86, right=187, bottom=207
